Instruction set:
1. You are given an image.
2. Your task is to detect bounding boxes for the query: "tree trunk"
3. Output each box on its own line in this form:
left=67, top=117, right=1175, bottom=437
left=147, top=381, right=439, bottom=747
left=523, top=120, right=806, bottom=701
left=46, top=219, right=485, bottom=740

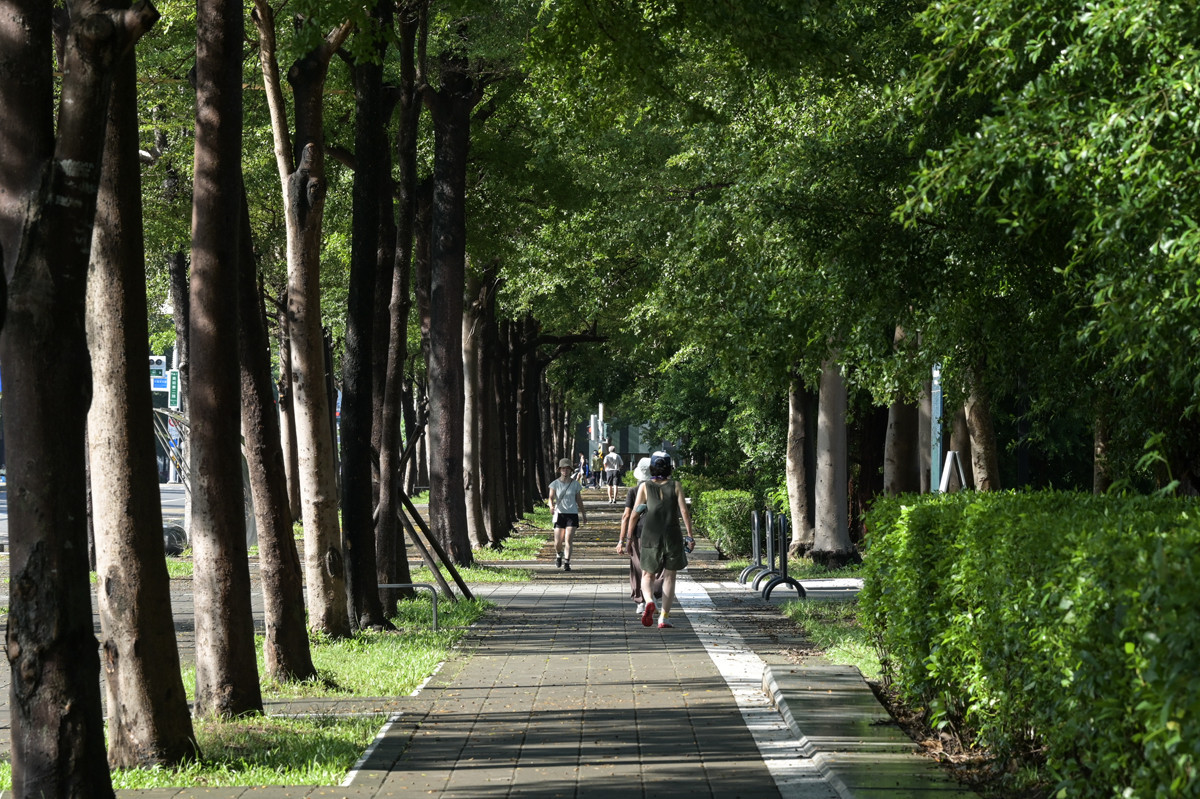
left=883, top=398, right=921, bottom=495
left=2, top=4, right=157, bottom=792
left=813, top=357, right=856, bottom=567
left=190, top=0, right=263, bottom=718
left=479, top=283, right=510, bottom=542
left=965, top=385, right=1000, bottom=491
left=276, top=305, right=303, bottom=520
left=167, top=250, right=191, bottom=517
left=253, top=1, right=354, bottom=637
left=236, top=189, right=317, bottom=683
left=948, top=406, right=973, bottom=491
left=1093, top=413, right=1112, bottom=495
left=463, top=270, right=488, bottom=548
left=786, top=374, right=815, bottom=556
left=341, top=13, right=389, bottom=632
left=918, top=379, right=932, bottom=494
left=422, top=53, right=480, bottom=566
left=87, top=34, right=197, bottom=767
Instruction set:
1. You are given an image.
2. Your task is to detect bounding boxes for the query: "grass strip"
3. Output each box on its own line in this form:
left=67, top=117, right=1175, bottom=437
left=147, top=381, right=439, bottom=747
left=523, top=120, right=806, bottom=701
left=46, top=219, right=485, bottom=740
left=780, top=598, right=881, bottom=680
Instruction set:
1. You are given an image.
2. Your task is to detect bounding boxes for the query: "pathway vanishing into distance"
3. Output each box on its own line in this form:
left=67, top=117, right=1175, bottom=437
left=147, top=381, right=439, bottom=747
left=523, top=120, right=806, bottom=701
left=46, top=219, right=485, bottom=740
left=0, top=487, right=974, bottom=797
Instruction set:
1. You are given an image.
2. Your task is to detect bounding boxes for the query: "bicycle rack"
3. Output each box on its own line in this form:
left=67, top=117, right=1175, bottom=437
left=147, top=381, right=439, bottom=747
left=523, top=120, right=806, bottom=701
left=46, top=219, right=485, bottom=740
left=761, top=514, right=806, bottom=599
left=752, top=511, right=782, bottom=591
left=378, top=583, right=440, bottom=630
left=738, top=510, right=769, bottom=584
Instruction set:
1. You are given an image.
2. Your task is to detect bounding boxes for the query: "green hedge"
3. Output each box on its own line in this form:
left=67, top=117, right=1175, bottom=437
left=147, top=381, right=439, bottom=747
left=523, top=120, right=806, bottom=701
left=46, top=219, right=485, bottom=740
left=860, top=491, right=1200, bottom=797
left=693, top=490, right=755, bottom=557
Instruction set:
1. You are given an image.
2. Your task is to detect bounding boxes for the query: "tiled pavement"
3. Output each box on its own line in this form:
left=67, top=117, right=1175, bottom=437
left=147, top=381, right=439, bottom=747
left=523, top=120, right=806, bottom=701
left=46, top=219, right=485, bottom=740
left=1, top=489, right=977, bottom=797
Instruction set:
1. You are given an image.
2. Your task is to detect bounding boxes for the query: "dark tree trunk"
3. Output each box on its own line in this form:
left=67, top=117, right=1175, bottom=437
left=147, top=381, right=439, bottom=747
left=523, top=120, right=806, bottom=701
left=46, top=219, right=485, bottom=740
left=786, top=374, right=816, bottom=556
left=276, top=304, right=303, bottom=520
left=341, top=11, right=389, bottom=631
left=87, top=32, right=197, bottom=768
left=236, top=188, right=317, bottom=683
left=377, top=4, right=421, bottom=612
left=850, top=403, right=889, bottom=544
left=479, top=279, right=511, bottom=541
left=422, top=54, right=480, bottom=565
left=463, top=269, right=488, bottom=548
left=190, top=0, right=263, bottom=718
left=2, top=3, right=158, bottom=793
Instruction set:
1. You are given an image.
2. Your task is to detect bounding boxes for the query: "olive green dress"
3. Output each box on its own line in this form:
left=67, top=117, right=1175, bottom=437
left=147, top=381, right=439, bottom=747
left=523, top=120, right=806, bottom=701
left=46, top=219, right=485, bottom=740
left=639, top=479, right=687, bottom=573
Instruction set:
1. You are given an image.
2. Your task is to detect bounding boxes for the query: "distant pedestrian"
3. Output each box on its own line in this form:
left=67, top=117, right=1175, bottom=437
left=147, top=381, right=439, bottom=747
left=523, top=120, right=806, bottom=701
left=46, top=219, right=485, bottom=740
left=576, top=452, right=588, bottom=482
left=603, top=446, right=624, bottom=503
left=591, top=450, right=603, bottom=488
left=628, top=451, right=694, bottom=629
left=616, top=457, right=663, bottom=616
left=548, top=458, right=587, bottom=572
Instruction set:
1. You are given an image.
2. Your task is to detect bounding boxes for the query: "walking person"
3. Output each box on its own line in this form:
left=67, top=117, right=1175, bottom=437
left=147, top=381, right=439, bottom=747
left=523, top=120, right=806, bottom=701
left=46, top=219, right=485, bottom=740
left=591, top=450, right=603, bottom=488
left=576, top=452, right=588, bottom=482
left=616, top=457, right=663, bottom=616
left=603, top=445, right=624, bottom=503
left=549, top=458, right=587, bottom=572
left=628, top=451, right=695, bottom=629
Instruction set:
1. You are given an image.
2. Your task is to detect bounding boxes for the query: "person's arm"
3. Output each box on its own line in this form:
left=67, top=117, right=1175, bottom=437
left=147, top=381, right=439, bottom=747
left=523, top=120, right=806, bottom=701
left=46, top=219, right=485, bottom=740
left=576, top=484, right=587, bottom=524
left=547, top=484, right=557, bottom=514
left=616, top=507, right=631, bottom=553
left=676, top=481, right=694, bottom=537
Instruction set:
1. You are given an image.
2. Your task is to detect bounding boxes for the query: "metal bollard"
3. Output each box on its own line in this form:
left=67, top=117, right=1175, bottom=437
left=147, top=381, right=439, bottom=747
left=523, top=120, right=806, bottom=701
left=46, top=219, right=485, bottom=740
left=378, top=583, right=439, bottom=631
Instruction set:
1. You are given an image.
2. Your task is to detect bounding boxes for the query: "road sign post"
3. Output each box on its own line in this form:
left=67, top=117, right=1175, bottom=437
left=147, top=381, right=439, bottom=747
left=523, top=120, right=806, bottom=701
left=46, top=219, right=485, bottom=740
left=168, top=369, right=180, bottom=410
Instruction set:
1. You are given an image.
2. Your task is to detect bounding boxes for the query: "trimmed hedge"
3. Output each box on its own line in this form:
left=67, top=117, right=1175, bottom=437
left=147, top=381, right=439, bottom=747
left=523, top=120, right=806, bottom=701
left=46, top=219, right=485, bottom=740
left=860, top=491, right=1200, bottom=797
left=693, top=490, right=755, bottom=557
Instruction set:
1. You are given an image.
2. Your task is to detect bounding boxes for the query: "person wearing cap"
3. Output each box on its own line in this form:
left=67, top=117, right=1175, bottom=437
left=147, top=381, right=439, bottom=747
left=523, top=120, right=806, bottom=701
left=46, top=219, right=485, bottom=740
left=603, top=445, right=624, bottom=503
left=616, top=456, right=663, bottom=617
left=548, top=457, right=587, bottom=572
left=628, top=451, right=694, bottom=629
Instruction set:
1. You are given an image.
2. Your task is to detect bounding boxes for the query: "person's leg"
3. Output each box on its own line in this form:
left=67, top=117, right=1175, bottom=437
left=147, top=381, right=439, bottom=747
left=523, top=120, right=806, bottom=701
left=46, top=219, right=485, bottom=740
left=659, top=569, right=677, bottom=618
left=628, top=535, right=644, bottom=606
left=562, top=526, right=575, bottom=568
left=640, top=569, right=656, bottom=622
left=553, top=527, right=564, bottom=566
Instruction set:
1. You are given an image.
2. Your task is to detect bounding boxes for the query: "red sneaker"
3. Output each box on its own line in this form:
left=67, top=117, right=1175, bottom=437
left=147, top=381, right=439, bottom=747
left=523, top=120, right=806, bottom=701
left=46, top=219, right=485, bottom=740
left=641, top=602, right=656, bottom=627
left=658, top=620, right=674, bottom=629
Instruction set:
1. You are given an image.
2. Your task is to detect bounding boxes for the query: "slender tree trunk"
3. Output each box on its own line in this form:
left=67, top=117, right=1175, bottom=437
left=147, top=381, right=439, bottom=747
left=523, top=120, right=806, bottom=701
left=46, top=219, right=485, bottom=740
left=918, top=379, right=932, bottom=494
left=786, top=374, right=815, bottom=556
left=813, top=357, right=856, bottom=568
left=276, top=307, right=303, bottom=520
left=167, top=250, right=191, bottom=518
left=883, top=398, right=920, bottom=495
left=191, top=0, right=263, bottom=718
left=2, top=4, right=157, bottom=792
left=463, top=270, right=488, bottom=548
left=948, top=406, right=973, bottom=490
left=236, top=190, right=317, bottom=683
left=253, top=1, right=354, bottom=637
left=965, top=385, right=1000, bottom=491
left=422, top=54, right=479, bottom=565
left=87, top=34, right=197, bottom=767
left=479, top=284, right=510, bottom=541
left=341, top=12, right=389, bottom=631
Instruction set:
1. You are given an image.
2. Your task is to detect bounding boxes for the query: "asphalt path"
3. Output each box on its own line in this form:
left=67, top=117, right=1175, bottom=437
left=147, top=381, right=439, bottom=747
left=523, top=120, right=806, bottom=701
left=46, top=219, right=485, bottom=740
left=0, top=482, right=186, bottom=551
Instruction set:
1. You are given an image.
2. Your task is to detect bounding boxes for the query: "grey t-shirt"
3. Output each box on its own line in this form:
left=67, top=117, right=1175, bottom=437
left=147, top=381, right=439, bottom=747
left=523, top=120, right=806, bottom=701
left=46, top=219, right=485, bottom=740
left=550, top=478, right=583, bottom=514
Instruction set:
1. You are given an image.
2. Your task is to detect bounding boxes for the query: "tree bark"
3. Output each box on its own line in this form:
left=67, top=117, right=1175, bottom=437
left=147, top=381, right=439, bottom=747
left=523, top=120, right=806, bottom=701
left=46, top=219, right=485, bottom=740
left=1093, top=413, right=1112, bottom=495
left=236, top=189, right=317, bottom=683
left=377, top=4, right=422, bottom=613
left=422, top=53, right=481, bottom=565
left=341, top=11, right=389, bottom=631
left=276, top=304, right=303, bottom=520
left=965, top=385, right=1000, bottom=491
left=86, top=29, right=197, bottom=767
left=813, top=357, right=856, bottom=567
left=883, top=398, right=921, bottom=495
left=2, top=3, right=157, bottom=792
left=190, top=0, right=263, bottom=718
left=918, top=379, right=932, bottom=494
left=253, top=1, right=354, bottom=637
left=463, top=269, right=488, bottom=548
left=948, top=406, right=973, bottom=491
left=786, top=374, right=815, bottom=556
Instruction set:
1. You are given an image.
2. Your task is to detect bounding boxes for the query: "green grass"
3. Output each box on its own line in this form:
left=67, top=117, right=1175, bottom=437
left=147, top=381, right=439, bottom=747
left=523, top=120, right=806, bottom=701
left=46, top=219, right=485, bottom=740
left=780, top=598, right=881, bottom=680
left=1, top=595, right=496, bottom=792
left=522, top=505, right=554, bottom=530
left=409, top=563, right=533, bottom=584
left=165, top=557, right=194, bottom=579
left=474, top=532, right=548, bottom=561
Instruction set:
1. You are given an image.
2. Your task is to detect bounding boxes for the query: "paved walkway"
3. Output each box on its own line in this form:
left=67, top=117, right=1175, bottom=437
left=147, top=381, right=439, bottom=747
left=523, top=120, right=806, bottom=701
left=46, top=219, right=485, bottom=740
left=2, top=488, right=977, bottom=797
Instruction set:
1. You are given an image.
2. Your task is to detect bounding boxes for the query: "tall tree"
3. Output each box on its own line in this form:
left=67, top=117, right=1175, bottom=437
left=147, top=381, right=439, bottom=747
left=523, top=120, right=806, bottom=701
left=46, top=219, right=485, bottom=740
left=237, top=189, right=318, bottom=682
left=86, top=15, right=197, bottom=766
left=252, top=0, right=354, bottom=637
left=190, top=0, right=263, bottom=717
left=0, top=0, right=158, bottom=793
left=422, top=51, right=483, bottom=564
left=342, top=5, right=390, bottom=631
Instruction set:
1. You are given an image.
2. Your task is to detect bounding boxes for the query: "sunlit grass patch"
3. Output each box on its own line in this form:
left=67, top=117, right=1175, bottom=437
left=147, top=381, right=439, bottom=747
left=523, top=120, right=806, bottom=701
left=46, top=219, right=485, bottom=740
left=781, top=598, right=880, bottom=680
left=474, top=532, right=548, bottom=561
left=112, top=714, right=383, bottom=788
left=521, top=505, right=554, bottom=530
left=409, top=562, right=532, bottom=584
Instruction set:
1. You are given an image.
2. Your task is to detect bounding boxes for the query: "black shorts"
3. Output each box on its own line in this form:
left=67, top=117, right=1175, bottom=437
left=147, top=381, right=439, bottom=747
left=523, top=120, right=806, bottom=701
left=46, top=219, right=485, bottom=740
left=605, top=469, right=619, bottom=483
left=554, top=513, right=580, bottom=529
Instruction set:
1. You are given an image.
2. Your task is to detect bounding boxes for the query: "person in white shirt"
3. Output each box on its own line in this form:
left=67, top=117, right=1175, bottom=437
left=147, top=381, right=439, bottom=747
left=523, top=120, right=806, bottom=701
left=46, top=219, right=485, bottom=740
left=548, top=458, right=587, bottom=572
left=603, top=446, right=624, bottom=504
